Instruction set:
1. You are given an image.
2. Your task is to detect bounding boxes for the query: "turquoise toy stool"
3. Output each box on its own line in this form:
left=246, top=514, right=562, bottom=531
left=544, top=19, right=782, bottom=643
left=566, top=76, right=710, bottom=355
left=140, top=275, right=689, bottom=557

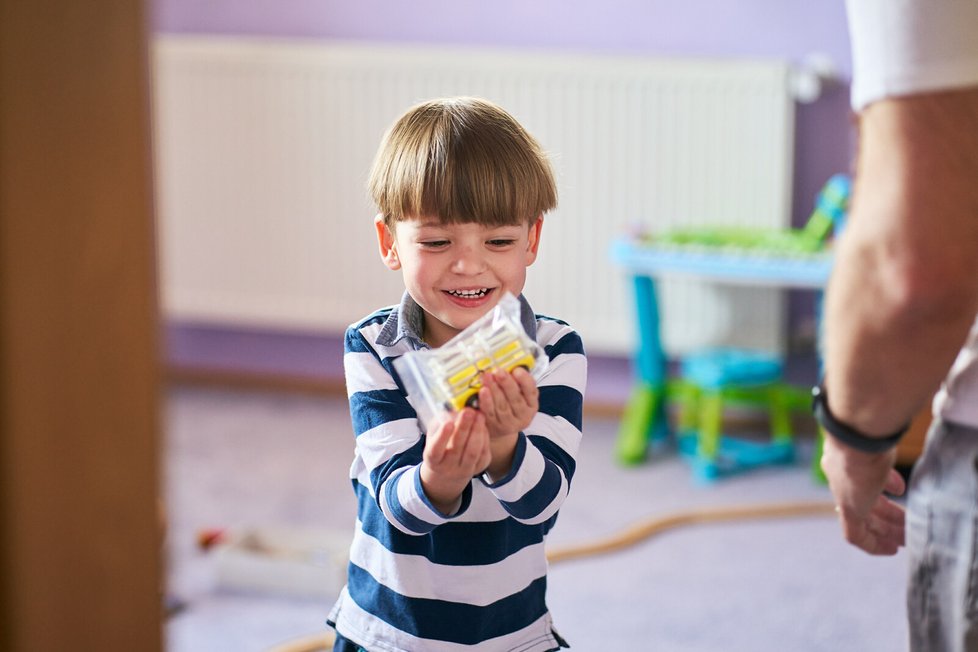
left=677, top=347, right=795, bottom=482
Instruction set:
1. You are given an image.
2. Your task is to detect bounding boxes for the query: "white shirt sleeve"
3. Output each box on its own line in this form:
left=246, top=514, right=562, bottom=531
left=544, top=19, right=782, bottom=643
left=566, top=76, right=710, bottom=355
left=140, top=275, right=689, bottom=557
left=846, top=0, right=978, bottom=110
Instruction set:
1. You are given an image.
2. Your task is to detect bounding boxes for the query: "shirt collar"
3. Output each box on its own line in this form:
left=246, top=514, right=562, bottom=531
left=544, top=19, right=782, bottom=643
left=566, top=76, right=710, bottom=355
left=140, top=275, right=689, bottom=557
left=375, top=291, right=538, bottom=349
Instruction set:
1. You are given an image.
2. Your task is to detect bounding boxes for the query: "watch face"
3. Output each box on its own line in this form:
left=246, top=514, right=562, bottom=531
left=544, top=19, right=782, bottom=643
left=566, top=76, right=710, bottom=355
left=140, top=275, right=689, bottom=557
left=812, top=385, right=831, bottom=428
left=812, top=383, right=830, bottom=420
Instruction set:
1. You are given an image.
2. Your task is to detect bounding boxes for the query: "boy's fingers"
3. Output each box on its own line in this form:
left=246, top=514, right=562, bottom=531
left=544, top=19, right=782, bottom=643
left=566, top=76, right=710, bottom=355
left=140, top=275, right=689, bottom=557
left=491, top=376, right=516, bottom=414
left=426, top=419, right=454, bottom=464
left=456, top=407, right=478, bottom=431
left=445, top=410, right=471, bottom=450
left=512, top=366, right=534, bottom=386
left=477, top=384, right=495, bottom=415
left=495, top=370, right=520, bottom=398
left=476, top=436, right=492, bottom=474
left=511, top=367, right=539, bottom=405
left=456, top=410, right=487, bottom=463
left=487, top=371, right=529, bottom=417
left=452, top=408, right=485, bottom=453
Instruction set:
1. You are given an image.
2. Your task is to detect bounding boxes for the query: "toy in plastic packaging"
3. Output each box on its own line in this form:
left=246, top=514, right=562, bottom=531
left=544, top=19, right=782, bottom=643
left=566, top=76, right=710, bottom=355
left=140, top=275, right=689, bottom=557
left=394, top=292, right=549, bottom=429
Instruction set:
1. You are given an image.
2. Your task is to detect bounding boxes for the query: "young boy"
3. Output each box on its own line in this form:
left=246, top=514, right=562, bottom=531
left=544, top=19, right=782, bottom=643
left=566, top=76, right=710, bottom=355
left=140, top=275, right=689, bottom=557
left=327, top=97, right=587, bottom=651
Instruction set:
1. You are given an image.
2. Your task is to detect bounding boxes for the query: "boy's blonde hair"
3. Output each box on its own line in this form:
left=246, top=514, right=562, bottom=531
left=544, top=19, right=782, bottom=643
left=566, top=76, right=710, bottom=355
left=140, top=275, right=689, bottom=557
left=369, top=97, right=557, bottom=229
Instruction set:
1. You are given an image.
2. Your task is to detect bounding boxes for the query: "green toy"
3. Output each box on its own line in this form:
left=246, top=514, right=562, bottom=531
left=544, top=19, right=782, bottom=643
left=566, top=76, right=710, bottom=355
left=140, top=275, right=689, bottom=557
left=653, top=174, right=851, bottom=254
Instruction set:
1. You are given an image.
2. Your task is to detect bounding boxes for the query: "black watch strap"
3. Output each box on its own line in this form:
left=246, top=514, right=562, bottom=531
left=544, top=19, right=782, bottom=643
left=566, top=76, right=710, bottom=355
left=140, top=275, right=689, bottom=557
left=811, top=382, right=909, bottom=454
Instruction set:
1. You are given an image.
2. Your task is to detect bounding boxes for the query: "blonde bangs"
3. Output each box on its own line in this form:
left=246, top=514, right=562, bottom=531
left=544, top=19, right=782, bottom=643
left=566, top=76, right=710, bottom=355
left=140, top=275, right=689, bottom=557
left=368, top=98, right=557, bottom=228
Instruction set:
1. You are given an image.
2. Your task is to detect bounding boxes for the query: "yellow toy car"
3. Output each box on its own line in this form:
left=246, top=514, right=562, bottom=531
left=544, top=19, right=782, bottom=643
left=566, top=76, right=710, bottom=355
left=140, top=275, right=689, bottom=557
left=394, top=293, right=548, bottom=426
left=432, top=319, right=538, bottom=411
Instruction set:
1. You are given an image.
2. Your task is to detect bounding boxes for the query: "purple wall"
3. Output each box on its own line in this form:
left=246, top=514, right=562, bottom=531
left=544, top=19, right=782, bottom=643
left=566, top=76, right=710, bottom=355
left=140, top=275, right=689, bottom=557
left=153, top=1, right=852, bottom=70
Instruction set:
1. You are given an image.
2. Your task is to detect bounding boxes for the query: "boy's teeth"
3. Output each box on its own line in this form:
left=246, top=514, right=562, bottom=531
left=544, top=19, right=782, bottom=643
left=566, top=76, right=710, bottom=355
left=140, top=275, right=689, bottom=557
left=449, top=289, right=488, bottom=298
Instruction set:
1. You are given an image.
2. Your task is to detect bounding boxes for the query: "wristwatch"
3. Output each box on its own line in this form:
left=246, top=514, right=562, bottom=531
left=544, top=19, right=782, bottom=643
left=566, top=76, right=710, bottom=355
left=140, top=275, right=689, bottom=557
left=811, top=382, right=909, bottom=454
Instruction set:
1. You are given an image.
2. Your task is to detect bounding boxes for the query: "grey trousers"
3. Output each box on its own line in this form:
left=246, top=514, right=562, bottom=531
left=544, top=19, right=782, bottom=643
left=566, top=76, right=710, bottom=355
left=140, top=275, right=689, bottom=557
left=907, top=419, right=978, bottom=652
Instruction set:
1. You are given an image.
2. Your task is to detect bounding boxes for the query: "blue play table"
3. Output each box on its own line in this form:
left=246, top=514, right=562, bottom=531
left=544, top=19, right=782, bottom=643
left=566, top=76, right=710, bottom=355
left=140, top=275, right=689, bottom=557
left=609, top=237, right=833, bottom=465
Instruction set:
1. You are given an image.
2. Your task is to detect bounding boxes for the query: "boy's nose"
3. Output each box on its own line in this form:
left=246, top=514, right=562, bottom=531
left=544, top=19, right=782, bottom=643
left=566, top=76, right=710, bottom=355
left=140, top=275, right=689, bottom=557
left=451, top=247, right=486, bottom=274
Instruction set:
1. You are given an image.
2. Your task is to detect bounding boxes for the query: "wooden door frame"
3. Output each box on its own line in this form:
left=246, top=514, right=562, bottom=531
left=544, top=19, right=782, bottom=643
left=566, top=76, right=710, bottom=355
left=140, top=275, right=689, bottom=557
left=0, top=1, right=163, bottom=649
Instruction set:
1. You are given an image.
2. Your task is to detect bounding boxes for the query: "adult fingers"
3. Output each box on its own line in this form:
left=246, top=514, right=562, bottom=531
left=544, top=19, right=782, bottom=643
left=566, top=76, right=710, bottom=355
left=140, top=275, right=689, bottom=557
left=839, top=500, right=905, bottom=555
left=867, top=496, right=906, bottom=546
left=839, top=517, right=888, bottom=555
left=865, top=519, right=905, bottom=553
left=883, top=467, right=907, bottom=497
left=872, top=494, right=906, bottom=526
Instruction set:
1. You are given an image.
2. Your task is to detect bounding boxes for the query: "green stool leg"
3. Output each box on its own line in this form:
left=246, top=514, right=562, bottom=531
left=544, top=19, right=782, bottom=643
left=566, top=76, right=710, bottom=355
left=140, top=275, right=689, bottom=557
left=676, top=384, right=699, bottom=434
left=615, top=382, right=664, bottom=465
left=697, top=391, right=723, bottom=460
left=769, top=384, right=793, bottom=444
left=812, top=430, right=827, bottom=483
left=692, top=390, right=723, bottom=480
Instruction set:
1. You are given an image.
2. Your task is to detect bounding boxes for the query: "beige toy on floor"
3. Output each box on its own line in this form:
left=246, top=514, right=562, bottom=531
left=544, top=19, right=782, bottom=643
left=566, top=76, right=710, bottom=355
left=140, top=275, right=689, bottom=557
left=198, top=526, right=351, bottom=600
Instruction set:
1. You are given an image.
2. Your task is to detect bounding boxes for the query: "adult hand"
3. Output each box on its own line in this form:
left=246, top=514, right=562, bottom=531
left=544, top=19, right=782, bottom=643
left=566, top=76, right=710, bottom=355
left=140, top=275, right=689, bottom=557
left=420, top=408, right=491, bottom=514
left=820, top=434, right=907, bottom=555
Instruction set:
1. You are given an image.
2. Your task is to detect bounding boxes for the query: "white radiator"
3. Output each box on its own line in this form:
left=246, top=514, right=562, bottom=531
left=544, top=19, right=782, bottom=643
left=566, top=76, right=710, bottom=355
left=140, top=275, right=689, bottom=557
left=153, top=36, right=800, bottom=356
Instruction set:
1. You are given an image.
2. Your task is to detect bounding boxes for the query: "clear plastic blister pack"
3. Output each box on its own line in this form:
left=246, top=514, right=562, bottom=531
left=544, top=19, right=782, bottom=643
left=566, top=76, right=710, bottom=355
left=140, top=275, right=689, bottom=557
left=394, top=292, right=549, bottom=429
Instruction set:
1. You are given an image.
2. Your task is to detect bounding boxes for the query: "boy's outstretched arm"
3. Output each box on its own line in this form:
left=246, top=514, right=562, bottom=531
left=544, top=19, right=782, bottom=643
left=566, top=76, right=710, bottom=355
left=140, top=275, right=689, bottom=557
left=477, top=367, right=539, bottom=481
left=419, top=409, right=491, bottom=515
left=477, top=325, right=586, bottom=525
left=347, top=325, right=483, bottom=536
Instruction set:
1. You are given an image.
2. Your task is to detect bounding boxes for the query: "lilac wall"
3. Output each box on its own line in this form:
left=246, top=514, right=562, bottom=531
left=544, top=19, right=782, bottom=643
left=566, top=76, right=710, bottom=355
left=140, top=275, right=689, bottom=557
left=153, top=1, right=852, bottom=71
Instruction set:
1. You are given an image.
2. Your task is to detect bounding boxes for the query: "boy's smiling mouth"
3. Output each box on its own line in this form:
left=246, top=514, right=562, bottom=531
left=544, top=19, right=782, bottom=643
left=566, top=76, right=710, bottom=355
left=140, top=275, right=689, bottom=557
left=444, top=288, right=493, bottom=303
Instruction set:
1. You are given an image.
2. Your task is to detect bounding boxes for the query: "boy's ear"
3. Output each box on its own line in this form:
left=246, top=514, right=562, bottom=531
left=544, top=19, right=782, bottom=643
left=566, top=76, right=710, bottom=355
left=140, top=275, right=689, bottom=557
left=525, top=215, right=543, bottom=266
left=375, top=214, right=401, bottom=270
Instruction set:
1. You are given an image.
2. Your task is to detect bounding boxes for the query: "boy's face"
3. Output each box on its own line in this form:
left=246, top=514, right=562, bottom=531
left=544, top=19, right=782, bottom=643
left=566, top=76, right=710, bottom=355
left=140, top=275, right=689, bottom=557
left=375, top=214, right=543, bottom=348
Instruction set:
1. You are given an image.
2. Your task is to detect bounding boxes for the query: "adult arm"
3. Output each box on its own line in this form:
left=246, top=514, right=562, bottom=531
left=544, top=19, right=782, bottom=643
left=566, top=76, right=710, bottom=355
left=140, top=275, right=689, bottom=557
left=824, top=89, right=978, bottom=434
left=821, top=89, right=978, bottom=554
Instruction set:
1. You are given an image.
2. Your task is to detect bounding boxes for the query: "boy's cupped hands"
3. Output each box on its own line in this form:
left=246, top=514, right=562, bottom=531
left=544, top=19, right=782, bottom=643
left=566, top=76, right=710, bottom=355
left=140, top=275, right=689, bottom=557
left=420, top=368, right=539, bottom=514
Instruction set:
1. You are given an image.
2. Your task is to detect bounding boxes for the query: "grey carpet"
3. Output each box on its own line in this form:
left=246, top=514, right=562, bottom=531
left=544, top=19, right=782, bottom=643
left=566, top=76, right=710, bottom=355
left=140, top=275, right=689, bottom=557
left=164, top=385, right=908, bottom=652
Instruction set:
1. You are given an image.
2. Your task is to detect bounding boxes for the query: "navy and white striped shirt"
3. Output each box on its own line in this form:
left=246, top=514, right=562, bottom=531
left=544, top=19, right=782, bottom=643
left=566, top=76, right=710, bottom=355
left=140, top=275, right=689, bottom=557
left=329, top=292, right=586, bottom=652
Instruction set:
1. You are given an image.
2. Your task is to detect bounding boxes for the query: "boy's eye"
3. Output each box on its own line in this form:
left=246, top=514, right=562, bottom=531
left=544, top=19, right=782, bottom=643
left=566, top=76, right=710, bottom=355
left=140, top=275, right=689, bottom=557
left=487, top=239, right=516, bottom=247
left=420, top=240, right=450, bottom=248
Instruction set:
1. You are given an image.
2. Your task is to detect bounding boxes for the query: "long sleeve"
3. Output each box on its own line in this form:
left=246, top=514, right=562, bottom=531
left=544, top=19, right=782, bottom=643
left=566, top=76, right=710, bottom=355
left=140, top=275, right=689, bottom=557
left=481, top=320, right=586, bottom=524
left=345, top=319, right=470, bottom=536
